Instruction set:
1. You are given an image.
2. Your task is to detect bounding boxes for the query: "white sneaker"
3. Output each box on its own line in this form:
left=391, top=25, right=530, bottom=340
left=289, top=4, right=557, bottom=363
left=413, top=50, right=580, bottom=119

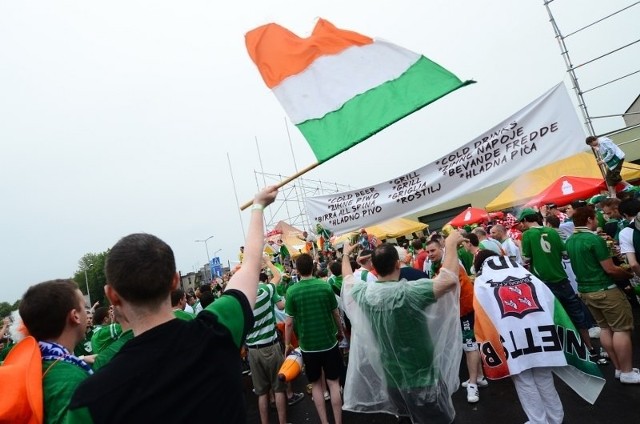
left=323, top=391, right=330, bottom=401
left=615, top=368, right=639, bottom=379
left=461, top=377, right=489, bottom=388
left=466, top=384, right=479, bottom=403
left=588, top=327, right=601, bottom=339
left=620, top=368, right=640, bottom=384
left=613, top=368, right=640, bottom=380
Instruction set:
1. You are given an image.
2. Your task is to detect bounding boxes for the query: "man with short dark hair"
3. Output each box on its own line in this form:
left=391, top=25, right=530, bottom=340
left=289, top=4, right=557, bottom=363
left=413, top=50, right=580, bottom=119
left=519, top=208, right=603, bottom=362
left=558, top=200, right=587, bottom=240
left=566, top=206, right=639, bottom=384
left=19, top=279, right=93, bottom=424
left=67, top=186, right=279, bottom=423
left=342, top=233, right=464, bottom=423
left=601, top=198, right=624, bottom=239
left=184, top=292, right=196, bottom=314
left=284, top=253, right=344, bottom=424
left=472, top=227, right=503, bottom=255
left=461, top=233, right=480, bottom=274
left=90, top=306, right=122, bottom=354
left=171, top=288, right=194, bottom=321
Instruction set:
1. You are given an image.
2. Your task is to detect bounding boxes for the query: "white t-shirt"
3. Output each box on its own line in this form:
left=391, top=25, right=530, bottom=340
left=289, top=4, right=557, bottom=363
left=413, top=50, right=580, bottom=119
left=501, top=237, right=523, bottom=265
left=558, top=221, right=574, bottom=240
left=618, top=227, right=634, bottom=254
left=353, top=268, right=378, bottom=283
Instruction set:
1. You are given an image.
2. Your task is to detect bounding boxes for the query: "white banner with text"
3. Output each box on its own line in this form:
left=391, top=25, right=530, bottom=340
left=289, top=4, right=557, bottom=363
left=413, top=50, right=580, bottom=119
left=305, top=83, right=587, bottom=235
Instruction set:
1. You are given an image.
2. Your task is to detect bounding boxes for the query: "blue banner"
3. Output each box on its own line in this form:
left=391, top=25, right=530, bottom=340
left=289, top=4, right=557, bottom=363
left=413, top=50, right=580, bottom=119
left=210, top=257, right=222, bottom=277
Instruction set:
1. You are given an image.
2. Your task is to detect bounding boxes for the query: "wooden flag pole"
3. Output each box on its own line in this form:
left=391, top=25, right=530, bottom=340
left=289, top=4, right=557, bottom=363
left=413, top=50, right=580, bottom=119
left=239, top=161, right=321, bottom=210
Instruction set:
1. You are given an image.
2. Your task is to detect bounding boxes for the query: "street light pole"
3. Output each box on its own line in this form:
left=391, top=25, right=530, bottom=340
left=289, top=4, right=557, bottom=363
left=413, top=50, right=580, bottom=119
left=84, top=263, right=94, bottom=306
left=195, top=236, right=214, bottom=282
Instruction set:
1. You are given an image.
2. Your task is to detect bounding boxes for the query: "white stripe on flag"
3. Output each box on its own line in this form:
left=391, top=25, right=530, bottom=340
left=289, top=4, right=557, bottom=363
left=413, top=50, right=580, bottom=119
left=273, top=40, right=420, bottom=124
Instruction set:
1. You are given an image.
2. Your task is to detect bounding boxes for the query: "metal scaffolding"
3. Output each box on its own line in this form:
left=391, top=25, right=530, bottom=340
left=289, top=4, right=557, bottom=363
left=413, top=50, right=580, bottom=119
left=253, top=170, right=354, bottom=232
left=543, top=0, right=640, bottom=135
left=544, top=0, right=640, bottom=193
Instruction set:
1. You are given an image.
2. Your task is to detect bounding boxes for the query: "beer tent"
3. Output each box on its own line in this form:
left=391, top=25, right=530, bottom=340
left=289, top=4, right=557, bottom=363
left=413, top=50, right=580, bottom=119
left=524, top=176, right=622, bottom=207
left=333, top=217, right=428, bottom=245
left=485, top=152, right=640, bottom=211
left=265, top=221, right=307, bottom=258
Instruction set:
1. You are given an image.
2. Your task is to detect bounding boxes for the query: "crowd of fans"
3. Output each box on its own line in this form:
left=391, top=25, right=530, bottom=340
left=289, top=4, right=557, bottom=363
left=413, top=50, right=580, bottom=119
left=2, top=183, right=640, bottom=424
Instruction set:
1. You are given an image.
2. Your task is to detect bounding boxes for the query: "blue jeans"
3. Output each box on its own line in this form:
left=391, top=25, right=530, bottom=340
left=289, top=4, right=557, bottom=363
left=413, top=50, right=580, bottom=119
left=546, top=279, right=592, bottom=329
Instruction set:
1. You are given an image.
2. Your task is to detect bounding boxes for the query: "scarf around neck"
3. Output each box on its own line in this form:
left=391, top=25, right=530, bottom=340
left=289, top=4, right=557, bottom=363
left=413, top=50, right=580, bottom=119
left=39, top=340, right=94, bottom=375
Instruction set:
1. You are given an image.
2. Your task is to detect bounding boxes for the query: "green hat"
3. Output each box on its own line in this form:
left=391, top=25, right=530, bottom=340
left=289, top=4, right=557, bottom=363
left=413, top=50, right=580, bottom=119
left=588, top=194, right=607, bottom=205
left=518, top=208, right=538, bottom=221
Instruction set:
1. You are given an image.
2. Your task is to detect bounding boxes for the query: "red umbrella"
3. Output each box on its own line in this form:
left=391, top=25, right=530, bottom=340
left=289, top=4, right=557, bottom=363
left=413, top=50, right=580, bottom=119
left=449, top=207, right=491, bottom=227
left=525, top=175, right=615, bottom=207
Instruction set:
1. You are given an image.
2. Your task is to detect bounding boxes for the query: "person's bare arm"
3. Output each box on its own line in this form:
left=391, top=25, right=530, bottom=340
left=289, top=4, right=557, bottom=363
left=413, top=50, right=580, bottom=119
left=432, top=231, right=463, bottom=298
left=341, top=241, right=357, bottom=277
left=600, top=258, right=634, bottom=280
left=332, top=308, right=344, bottom=341
left=263, top=256, right=282, bottom=285
left=225, top=186, right=278, bottom=308
left=625, top=252, right=640, bottom=277
left=284, top=315, right=294, bottom=354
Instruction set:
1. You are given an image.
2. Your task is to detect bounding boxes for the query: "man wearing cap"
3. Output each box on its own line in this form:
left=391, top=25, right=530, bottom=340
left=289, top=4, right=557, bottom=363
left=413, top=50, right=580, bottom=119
left=565, top=206, right=639, bottom=384
left=519, top=208, right=603, bottom=363
left=545, top=203, right=567, bottom=223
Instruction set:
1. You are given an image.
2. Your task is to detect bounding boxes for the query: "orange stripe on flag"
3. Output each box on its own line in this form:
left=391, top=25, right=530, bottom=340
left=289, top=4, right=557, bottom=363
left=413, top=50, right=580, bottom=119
left=245, top=18, right=373, bottom=88
left=473, top=300, right=510, bottom=379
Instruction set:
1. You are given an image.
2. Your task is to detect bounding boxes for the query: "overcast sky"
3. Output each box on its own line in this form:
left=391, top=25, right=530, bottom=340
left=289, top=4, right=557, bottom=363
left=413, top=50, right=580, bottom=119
left=1, top=0, right=639, bottom=302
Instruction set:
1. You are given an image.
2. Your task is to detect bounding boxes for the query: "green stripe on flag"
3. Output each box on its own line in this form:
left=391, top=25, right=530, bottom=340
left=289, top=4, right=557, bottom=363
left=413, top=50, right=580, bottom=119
left=553, top=298, right=602, bottom=377
left=297, top=56, right=475, bottom=163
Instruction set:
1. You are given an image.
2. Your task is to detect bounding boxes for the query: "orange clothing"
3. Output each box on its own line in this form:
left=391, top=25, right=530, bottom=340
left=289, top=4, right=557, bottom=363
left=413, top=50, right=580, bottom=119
left=434, top=263, right=474, bottom=317
left=459, top=265, right=474, bottom=317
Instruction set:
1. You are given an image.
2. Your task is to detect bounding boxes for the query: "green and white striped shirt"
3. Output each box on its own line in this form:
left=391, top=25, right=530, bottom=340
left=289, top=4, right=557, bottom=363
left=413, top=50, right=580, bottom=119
left=246, top=283, right=282, bottom=346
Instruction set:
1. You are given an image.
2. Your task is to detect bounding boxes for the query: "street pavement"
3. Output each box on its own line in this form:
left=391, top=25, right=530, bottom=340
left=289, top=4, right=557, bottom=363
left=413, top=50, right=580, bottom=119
left=244, top=307, right=640, bottom=423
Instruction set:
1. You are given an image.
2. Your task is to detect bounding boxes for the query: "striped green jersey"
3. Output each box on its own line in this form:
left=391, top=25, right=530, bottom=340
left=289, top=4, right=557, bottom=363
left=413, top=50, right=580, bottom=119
left=246, top=283, right=282, bottom=346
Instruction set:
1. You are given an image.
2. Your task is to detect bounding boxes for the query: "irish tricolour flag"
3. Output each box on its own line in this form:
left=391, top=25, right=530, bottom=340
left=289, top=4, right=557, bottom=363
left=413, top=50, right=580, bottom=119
left=245, top=18, right=474, bottom=163
left=474, top=255, right=605, bottom=405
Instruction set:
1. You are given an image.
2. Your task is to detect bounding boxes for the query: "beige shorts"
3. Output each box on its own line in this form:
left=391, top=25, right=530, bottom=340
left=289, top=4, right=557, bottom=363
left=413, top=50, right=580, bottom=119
left=580, top=288, right=633, bottom=331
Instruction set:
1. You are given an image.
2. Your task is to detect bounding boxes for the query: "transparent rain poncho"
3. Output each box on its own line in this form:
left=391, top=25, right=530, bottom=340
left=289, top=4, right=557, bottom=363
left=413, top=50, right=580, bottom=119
left=341, top=269, right=461, bottom=424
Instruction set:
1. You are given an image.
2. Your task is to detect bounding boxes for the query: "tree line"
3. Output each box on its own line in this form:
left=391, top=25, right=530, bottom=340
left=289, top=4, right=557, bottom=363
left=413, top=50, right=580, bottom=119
left=1, top=250, right=109, bottom=317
